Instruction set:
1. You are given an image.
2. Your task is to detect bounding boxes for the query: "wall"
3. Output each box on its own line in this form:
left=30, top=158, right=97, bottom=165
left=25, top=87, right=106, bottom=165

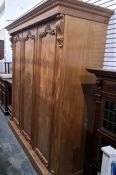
left=82, top=0, right=116, bottom=69
left=0, top=0, right=6, bottom=73
left=5, top=0, right=43, bottom=21
left=0, top=0, right=43, bottom=62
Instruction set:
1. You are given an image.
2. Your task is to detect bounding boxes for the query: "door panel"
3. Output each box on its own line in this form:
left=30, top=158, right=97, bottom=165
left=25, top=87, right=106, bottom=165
left=13, top=34, right=22, bottom=126
left=21, top=30, right=36, bottom=142
left=35, top=23, right=56, bottom=167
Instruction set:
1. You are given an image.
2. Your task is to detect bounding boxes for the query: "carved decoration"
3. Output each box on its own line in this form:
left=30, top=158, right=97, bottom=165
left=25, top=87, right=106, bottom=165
left=39, top=24, right=56, bottom=38
left=10, top=36, right=14, bottom=49
left=95, top=78, right=102, bottom=103
left=96, top=78, right=103, bottom=90
left=24, top=31, right=35, bottom=41
left=56, top=13, right=65, bottom=19
left=14, top=35, right=22, bottom=42
left=35, top=148, right=48, bottom=168
left=13, top=117, right=19, bottom=127
left=39, top=21, right=64, bottom=48
left=55, top=19, right=64, bottom=48
left=10, top=35, right=22, bottom=49
left=21, top=130, right=31, bottom=143
left=10, top=36, right=14, bottom=44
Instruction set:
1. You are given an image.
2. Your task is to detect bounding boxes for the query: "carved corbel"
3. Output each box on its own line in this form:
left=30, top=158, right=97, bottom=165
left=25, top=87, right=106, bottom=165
left=96, top=78, right=103, bottom=90
left=95, top=78, right=103, bottom=102
left=10, top=36, right=13, bottom=44
left=55, top=19, right=64, bottom=48
left=10, top=35, right=22, bottom=49
left=39, top=24, right=56, bottom=38
left=14, top=34, right=22, bottom=42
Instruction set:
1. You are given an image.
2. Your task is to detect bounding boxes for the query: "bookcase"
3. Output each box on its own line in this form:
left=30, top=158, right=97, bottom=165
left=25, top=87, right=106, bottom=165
left=0, top=74, right=12, bottom=115
left=87, top=69, right=116, bottom=175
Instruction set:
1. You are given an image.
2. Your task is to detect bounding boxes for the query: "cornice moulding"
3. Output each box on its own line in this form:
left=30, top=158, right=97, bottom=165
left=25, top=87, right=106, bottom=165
left=6, top=0, right=114, bottom=34
left=87, top=68, right=116, bottom=80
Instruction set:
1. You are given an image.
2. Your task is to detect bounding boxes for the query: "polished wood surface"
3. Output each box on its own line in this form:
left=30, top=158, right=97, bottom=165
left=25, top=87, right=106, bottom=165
left=7, top=0, right=113, bottom=175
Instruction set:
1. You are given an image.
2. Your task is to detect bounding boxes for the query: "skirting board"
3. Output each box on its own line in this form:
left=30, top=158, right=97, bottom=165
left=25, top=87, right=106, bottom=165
left=8, top=119, right=51, bottom=175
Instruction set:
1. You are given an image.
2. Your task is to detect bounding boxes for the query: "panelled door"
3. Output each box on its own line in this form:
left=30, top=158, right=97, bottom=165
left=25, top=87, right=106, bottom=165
left=12, top=34, right=22, bottom=126
left=35, top=22, right=57, bottom=168
left=21, top=29, right=36, bottom=143
left=34, top=18, right=64, bottom=172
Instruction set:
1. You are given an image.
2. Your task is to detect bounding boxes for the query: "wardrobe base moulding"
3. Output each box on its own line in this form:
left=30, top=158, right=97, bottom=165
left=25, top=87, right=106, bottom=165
left=8, top=119, right=51, bottom=175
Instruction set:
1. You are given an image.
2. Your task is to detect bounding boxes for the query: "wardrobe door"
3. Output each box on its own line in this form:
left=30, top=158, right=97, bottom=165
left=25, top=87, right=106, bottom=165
left=35, top=23, right=57, bottom=168
left=12, top=34, right=22, bottom=126
left=21, top=29, right=36, bottom=142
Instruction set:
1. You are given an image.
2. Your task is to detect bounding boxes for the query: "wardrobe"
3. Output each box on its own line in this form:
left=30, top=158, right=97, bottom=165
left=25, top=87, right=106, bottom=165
left=6, top=0, right=113, bottom=175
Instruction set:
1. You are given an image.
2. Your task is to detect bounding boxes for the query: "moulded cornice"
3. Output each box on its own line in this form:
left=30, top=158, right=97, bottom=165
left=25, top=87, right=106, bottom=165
left=6, top=0, right=114, bottom=34
left=87, top=68, right=116, bottom=80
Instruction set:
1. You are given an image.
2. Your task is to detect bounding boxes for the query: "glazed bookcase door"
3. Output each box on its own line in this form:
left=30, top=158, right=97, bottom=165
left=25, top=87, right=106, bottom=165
left=34, top=21, right=61, bottom=169
left=21, top=29, right=36, bottom=143
left=12, top=34, right=22, bottom=126
left=95, top=98, right=116, bottom=169
left=101, top=99, right=116, bottom=135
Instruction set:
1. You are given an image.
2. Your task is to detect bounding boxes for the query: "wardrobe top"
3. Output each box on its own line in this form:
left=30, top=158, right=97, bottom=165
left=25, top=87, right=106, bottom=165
left=87, top=68, right=116, bottom=80
left=6, top=0, right=113, bottom=34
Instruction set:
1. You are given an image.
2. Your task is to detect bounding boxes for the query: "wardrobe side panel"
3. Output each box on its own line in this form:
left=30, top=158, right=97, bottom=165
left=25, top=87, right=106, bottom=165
left=58, top=15, right=107, bottom=175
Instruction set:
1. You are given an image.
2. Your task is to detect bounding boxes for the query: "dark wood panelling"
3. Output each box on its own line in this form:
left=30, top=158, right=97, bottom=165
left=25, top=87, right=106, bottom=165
left=6, top=79, right=12, bottom=116
left=87, top=68, right=116, bottom=175
left=0, top=74, right=12, bottom=115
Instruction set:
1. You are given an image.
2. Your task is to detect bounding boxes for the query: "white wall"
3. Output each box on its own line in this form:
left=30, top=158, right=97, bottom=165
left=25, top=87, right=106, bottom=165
left=82, top=0, right=116, bottom=69
left=5, top=0, right=42, bottom=21
left=0, top=0, right=6, bottom=63
left=0, top=0, right=43, bottom=62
